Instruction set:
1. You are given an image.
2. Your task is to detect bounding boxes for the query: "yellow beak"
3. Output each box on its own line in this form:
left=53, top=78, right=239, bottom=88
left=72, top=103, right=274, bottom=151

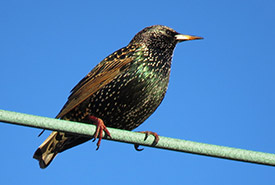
left=175, top=34, right=203, bottom=42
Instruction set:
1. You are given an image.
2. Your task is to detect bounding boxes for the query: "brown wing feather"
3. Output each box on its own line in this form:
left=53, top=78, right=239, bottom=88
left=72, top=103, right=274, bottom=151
left=56, top=56, right=133, bottom=119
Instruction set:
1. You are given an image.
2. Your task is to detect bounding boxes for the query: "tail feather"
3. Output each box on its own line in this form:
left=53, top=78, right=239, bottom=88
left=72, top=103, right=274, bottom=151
left=33, top=131, right=92, bottom=169
left=33, top=131, right=63, bottom=169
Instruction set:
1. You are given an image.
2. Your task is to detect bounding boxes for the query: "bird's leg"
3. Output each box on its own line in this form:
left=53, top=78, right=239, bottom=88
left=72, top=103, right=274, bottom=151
left=134, top=131, right=159, bottom=151
left=88, top=115, right=111, bottom=150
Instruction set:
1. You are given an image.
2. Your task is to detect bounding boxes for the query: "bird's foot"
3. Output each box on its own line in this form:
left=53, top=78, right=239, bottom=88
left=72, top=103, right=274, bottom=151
left=88, top=115, right=111, bottom=150
left=134, top=131, right=159, bottom=151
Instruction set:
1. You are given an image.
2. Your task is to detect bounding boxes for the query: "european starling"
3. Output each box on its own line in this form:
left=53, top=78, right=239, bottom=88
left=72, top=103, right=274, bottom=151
left=33, top=25, right=202, bottom=168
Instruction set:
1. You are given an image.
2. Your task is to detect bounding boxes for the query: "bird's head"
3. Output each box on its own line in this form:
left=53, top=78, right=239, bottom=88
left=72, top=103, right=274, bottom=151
left=130, top=25, right=203, bottom=49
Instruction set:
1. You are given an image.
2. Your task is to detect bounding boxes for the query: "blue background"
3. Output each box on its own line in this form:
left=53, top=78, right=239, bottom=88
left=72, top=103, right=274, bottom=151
left=0, top=1, right=274, bottom=184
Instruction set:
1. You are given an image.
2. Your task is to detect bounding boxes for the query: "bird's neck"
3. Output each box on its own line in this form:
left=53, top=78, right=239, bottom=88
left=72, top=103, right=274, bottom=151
left=133, top=45, right=173, bottom=78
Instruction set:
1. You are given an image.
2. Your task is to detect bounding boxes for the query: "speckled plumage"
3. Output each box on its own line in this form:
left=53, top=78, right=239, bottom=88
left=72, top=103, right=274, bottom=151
left=33, top=25, right=202, bottom=168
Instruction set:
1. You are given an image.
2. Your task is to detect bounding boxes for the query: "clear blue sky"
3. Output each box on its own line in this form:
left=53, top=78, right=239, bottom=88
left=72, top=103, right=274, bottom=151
left=0, top=1, right=274, bottom=184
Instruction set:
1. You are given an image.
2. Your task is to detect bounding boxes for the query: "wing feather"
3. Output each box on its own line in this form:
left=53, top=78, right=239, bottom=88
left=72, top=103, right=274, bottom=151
left=56, top=52, right=133, bottom=119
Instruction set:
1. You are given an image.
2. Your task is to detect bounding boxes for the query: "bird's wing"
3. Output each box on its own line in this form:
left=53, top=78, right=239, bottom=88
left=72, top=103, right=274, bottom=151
left=56, top=48, right=134, bottom=119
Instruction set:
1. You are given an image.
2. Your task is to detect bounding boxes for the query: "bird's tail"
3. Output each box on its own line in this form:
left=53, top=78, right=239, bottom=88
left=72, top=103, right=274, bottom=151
left=33, top=131, right=66, bottom=169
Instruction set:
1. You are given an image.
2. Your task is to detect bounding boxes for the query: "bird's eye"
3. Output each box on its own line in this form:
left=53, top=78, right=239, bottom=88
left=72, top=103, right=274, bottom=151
left=166, top=30, right=172, bottom=35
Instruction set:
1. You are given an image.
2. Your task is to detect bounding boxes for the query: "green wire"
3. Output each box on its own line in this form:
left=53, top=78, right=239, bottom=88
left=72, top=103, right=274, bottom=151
left=0, top=109, right=274, bottom=167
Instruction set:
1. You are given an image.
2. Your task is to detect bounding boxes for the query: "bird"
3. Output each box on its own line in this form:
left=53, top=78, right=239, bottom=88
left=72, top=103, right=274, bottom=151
left=33, top=25, right=203, bottom=168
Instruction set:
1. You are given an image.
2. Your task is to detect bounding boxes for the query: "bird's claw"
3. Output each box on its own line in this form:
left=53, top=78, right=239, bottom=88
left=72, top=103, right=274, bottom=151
left=38, top=129, right=45, bottom=137
left=134, top=144, right=144, bottom=151
left=88, top=115, right=111, bottom=150
left=134, top=131, right=159, bottom=151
